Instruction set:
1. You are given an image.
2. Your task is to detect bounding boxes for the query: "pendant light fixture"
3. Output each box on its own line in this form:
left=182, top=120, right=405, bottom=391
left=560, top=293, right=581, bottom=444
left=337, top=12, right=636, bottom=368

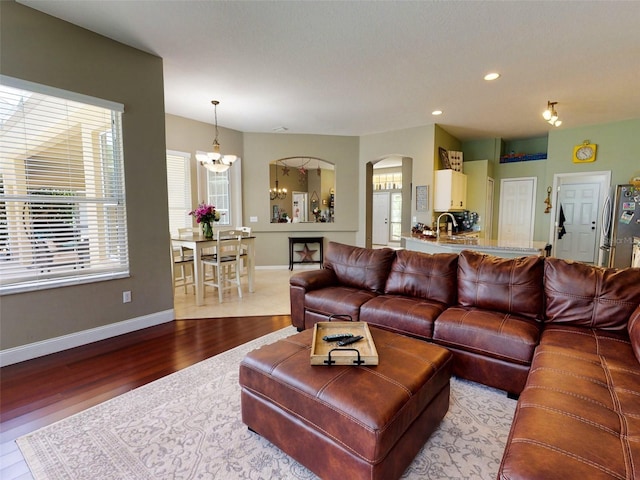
left=196, top=100, right=238, bottom=172
left=270, top=161, right=288, bottom=200
left=542, top=101, right=562, bottom=127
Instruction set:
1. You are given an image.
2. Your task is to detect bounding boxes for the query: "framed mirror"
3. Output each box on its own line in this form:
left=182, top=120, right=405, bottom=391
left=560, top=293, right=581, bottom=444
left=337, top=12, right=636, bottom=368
left=269, top=157, right=335, bottom=223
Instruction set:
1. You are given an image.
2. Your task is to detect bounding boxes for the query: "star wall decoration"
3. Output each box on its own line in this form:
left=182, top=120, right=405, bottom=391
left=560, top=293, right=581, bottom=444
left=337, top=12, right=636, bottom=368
left=281, top=166, right=290, bottom=176
left=295, top=243, right=317, bottom=262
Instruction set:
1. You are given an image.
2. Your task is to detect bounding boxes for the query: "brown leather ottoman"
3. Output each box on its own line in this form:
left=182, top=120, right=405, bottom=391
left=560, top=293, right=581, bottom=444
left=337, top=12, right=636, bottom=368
left=239, top=326, right=452, bottom=480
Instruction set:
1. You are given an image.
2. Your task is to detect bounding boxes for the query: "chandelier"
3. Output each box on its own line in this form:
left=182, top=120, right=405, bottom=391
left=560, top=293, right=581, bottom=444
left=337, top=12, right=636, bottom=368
left=542, top=101, right=562, bottom=127
left=195, top=100, right=238, bottom=172
left=270, top=161, right=287, bottom=200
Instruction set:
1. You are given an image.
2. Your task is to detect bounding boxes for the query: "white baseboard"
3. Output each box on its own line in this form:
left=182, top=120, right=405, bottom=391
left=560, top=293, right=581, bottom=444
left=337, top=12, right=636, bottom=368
left=0, top=310, right=175, bottom=367
left=255, top=265, right=321, bottom=270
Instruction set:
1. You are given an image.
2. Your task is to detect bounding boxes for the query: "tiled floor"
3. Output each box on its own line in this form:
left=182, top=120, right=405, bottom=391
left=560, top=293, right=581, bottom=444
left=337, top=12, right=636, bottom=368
left=173, top=266, right=308, bottom=319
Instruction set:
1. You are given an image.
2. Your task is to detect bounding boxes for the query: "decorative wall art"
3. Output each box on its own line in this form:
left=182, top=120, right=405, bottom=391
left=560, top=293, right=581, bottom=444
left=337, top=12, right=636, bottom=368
left=439, top=147, right=451, bottom=169
left=416, top=185, right=428, bottom=211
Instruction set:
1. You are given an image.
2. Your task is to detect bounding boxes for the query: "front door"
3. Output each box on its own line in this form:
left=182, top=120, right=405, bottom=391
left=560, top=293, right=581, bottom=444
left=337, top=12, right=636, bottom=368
left=555, top=182, right=600, bottom=263
left=372, top=192, right=390, bottom=245
left=498, top=177, right=536, bottom=244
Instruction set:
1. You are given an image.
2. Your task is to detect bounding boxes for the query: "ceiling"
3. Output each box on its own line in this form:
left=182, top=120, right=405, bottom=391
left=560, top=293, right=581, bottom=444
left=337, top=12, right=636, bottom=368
left=19, top=0, right=640, bottom=141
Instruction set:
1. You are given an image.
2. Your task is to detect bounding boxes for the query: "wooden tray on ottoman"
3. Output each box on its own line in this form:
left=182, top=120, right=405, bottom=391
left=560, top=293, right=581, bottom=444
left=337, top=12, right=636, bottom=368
left=311, top=321, right=379, bottom=366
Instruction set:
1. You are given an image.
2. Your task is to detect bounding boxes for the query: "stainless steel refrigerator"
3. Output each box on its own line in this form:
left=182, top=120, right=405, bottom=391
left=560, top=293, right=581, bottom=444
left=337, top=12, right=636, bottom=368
left=600, top=185, right=640, bottom=268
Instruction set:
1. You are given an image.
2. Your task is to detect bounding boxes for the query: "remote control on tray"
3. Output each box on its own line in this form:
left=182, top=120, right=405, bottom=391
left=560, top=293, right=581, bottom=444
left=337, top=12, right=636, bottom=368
left=337, top=335, right=364, bottom=347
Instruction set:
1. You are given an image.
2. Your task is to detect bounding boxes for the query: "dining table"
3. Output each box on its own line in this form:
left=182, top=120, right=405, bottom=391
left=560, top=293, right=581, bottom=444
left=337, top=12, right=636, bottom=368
left=171, top=232, right=256, bottom=306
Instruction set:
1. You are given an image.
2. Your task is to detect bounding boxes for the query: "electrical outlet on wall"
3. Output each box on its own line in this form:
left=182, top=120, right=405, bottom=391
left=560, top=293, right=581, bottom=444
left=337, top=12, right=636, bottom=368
left=122, top=291, right=131, bottom=303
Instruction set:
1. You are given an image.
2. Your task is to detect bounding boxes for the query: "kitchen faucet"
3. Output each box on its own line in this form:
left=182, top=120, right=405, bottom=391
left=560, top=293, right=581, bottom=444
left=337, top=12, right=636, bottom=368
left=436, top=212, right=458, bottom=239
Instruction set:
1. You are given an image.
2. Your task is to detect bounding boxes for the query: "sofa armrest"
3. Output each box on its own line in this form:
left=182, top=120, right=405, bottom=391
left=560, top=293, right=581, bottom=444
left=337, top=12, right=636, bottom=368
left=290, top=269, right=339, bottom=331
left=289, top=268, right=338, bottom=291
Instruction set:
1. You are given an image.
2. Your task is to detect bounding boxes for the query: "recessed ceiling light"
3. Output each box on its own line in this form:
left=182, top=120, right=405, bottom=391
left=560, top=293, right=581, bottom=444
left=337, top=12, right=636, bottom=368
left=272, top=126, right=288, bottom=133
left=484, top=72, right=500, bottom=81
left=432, top=110, right=443, bottom=116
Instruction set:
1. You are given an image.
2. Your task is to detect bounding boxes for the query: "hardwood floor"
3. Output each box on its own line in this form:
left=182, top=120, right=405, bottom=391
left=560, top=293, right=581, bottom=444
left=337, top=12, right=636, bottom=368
left=0, top=315, right=292, bottom=479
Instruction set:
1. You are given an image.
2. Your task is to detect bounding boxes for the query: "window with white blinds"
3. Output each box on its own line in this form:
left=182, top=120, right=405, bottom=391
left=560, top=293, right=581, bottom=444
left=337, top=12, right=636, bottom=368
left=0, top=77, right=129, bottom=294
left=166, top=150, right=192, bottom=234
left=206, top=169, right=231, bottom=226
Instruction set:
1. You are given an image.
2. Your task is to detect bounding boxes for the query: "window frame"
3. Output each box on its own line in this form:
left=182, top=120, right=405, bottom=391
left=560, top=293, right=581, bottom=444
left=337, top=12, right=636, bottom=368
left=195, top=154, right=242, bottom=228
left=166, top=150, right=193, bottom=235
left=0, top=75, right=129, bottom=295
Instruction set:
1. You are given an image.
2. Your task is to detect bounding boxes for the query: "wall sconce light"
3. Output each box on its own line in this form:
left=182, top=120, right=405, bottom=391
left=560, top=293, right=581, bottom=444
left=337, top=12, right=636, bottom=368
left=542, top=101, right=562, bottom=127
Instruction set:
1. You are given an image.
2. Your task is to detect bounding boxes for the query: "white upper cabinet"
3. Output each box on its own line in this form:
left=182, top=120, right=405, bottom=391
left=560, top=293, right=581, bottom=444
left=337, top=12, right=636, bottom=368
left=434, top=169, right=467, bottom=211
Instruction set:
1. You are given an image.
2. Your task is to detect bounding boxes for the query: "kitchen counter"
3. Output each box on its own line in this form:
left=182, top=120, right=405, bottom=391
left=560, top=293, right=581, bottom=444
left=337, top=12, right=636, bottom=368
left=402, top=234, right=548, bottom=258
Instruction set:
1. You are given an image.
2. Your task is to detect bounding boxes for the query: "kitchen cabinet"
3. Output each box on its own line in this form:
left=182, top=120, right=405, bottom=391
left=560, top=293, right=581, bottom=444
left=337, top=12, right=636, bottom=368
left=434, top=169, right=467, bottom=211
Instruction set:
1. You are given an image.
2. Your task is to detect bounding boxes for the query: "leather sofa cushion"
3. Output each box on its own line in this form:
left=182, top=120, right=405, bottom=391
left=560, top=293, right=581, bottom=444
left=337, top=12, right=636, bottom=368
left=324, top=242, right=396, bottom=293
left=360, top=295, right=448, bottom=339
left=457, top=250, right=544, bottom=321
left=627, top=305, right=640, bottom=364
left=240, top=327, right=452, bottom=464
left=499, top=325, right=639, bottom=479
left=384, top=250, right=458, bottom=305
left=433, top=306, right=541, bottom=365
left=544, top=257, right=640, bottom=331
left=304, top=286, right=377, bottom=322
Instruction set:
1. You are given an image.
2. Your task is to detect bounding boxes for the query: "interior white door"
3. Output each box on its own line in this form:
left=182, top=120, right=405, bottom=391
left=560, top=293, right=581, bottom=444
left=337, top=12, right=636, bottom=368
left=555, top=182, right=600, bottom=263
left=498, top=177, right=536, bottom=244
left=292, top=192, right=308, bottom=222
left=372, top=192, right=390, bottom=245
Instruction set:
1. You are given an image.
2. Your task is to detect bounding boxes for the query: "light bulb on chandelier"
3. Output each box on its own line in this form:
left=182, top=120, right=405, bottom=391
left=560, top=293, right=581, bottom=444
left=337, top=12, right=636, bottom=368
left=196, top=100, right=238, bottom=172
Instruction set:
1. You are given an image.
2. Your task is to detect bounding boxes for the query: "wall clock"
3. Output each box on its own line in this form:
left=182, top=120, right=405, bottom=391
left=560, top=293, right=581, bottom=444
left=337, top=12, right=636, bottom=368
left=573, top=141, right=597, bottom=163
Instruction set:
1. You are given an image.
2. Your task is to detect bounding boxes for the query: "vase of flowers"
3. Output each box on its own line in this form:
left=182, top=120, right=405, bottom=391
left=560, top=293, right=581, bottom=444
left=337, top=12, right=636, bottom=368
left=201, top=221, right=214, bottom=238
left=189, top=203, right=221, bottom=238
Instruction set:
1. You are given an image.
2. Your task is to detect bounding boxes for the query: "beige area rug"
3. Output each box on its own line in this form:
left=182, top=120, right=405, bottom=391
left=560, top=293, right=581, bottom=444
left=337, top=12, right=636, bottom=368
left=18, top=327, right=517, bottom=479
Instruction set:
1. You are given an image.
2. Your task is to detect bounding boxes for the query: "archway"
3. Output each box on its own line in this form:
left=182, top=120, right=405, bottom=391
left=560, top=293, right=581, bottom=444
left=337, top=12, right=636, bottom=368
left=365, top=155, right=413, bottom=248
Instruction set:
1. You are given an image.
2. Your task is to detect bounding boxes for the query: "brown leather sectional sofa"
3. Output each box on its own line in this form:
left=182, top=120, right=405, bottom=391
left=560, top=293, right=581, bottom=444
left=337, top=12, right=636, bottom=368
left=289, top=241, right=640, bottom=480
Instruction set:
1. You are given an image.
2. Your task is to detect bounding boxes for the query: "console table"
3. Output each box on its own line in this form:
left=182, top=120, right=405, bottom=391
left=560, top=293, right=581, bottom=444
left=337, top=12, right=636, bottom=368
left=289, top=236, right=324, bottom=270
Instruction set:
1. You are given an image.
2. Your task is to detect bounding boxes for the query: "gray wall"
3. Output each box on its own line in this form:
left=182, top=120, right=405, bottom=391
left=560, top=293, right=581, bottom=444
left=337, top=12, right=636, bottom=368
left=0, top=2, right=172, bottom=350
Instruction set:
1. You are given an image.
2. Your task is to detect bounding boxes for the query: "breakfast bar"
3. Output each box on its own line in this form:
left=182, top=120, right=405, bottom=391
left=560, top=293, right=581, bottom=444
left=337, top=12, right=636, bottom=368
left=402, top=234, right=548, bottom=258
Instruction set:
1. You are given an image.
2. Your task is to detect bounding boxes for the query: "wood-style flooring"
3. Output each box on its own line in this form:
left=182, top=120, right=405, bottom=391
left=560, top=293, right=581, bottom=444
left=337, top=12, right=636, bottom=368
left=0, top=315, right=291, bottom=479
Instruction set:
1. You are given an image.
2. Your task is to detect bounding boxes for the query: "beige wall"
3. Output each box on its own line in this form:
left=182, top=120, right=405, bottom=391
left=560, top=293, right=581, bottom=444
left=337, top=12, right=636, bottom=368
left=243, top=133, right=360, bottom=265
left=165, top=113, right=244, bottom=223
left=0, top=2, right=171, bottom=350
left=359, top=125, right=436, bottom=245
left=166, top=117, right=359, bottom=265
left=4, top=1, right=639, bottom=354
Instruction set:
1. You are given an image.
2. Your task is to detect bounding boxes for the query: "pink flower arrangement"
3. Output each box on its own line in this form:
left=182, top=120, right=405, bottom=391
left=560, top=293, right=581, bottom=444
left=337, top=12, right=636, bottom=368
left=189, top=203, right=221, bottom=224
